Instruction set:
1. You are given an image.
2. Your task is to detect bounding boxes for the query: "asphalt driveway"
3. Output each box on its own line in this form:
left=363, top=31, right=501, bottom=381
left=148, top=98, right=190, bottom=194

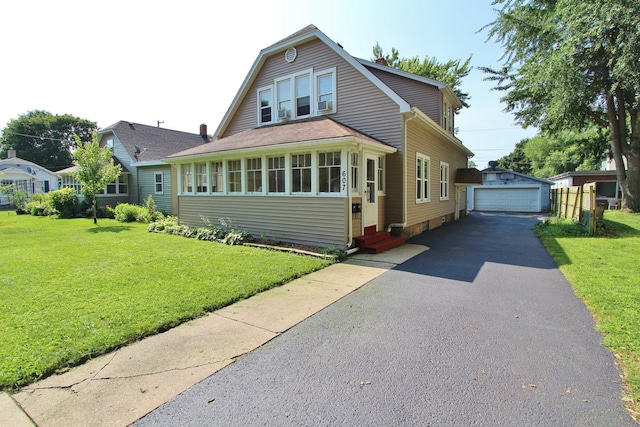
left=136, top=212, right=635, bottom=426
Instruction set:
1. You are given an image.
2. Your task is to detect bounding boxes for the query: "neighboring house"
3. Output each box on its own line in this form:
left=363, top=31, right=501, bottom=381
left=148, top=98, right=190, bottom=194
left=0, top=149, right=59, bottom=206
left=548, top=170, right=621, bottom=209
left=166, top=25, right=476, bottom=251
left=468, top=165, right=553, bottom=213
left=57, top=122, right=209, bottom=213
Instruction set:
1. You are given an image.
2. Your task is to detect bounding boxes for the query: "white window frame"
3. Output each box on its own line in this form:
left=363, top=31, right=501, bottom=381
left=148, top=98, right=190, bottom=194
left=195, top=162, right=208, bottom=193
left=246, top=157, right=263, bottom=194
left=291, top=153, right=312, bottom=194
left=257, top=87, right=273, bottom=125
left=181, top=164, right=193, bottom=194
left=154, top=172, right=163, bottom=195
left=440, top=161, right=449, bottom=200
left=210, top=161, right=223, bottom=193
left=318, top=151, right=341, bottom=194
left=350, top=152, right=359, bottom=193
left=377, top=156, right=385, bottom=192
left=258, top=67, right=336, bottom=126
left=227, top=160, right=242, bottom=193
left=268, top=155, right=286, bottom=194
left=416, top=153, right=430, bottom=203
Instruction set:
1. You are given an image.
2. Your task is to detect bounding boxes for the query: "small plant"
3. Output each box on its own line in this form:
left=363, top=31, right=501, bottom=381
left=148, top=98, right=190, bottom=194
left=320, top=246, right=345, bottom=260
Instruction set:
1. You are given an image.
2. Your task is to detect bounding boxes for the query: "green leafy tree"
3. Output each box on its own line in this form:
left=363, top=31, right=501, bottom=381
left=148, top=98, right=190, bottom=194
left=373, top=43, right=472, bottom=108
left=498, top=139, right=532, bottom=175
left=73, top=132, right=121, bottom=224
left=1, top=110, right=96, bottom=171
left=481, top=0, right=640, bottom=211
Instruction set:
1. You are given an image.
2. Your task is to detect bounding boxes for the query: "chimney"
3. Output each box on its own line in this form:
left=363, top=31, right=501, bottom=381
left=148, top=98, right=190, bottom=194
left=199, top=123, right=208, bottom=139
left=7, top=148, right=16, bottom=159
left=375, top=57, right=388, bottom=66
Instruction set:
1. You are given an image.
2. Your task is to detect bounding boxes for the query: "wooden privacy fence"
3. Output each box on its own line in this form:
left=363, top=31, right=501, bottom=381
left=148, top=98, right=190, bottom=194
left=550, top=183, right=605, bottom=235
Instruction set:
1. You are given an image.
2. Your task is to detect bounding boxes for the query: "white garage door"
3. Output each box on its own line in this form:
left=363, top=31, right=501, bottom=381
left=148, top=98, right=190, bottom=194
left=474, top=187, right=540, bottom=212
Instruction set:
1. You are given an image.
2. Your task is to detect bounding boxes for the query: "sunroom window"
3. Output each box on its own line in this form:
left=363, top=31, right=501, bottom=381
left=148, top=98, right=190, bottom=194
left=246, top=158, right=262, bottom=193
left=268, top=156, right=285, bottom=193
left=319, top=151, right=341, bottom=193
left=196, top=162, right=208, bottom=192
left=227, top=160, right=241, bottom=193
left=210, top=161, right=223, bottom=192
left=292, top=153, right=311, bottom=193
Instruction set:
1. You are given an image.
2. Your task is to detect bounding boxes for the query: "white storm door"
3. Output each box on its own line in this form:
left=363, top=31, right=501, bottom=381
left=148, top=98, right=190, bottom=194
left=363, top=154, right=378, bottom=228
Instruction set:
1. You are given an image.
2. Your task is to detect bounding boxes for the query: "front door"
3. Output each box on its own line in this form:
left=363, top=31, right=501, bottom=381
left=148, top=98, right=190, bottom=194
left=363, top=154, right=378, bottom=229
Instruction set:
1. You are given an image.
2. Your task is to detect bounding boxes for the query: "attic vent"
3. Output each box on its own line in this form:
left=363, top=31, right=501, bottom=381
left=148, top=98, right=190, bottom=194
left=284, top=47, right=297, bottom=63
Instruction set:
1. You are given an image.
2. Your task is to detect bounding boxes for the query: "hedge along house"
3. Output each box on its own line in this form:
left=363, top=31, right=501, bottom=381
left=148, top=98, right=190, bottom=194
left=167, top=25, right=475, bottom=251
left=57, top=121, right=209, bottom=213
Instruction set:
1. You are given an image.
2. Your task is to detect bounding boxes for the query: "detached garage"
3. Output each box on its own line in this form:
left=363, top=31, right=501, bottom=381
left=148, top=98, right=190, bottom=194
left=468, top=167, right=552, bottom=213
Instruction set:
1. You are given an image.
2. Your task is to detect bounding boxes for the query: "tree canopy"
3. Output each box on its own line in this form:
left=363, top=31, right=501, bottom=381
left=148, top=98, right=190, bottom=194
left=73, top=132, right=121, bottom=224
left=1, top=110, right=96, bottom=171
left=372, top=43, right=472, bottom=109
left=482, top=0, right=640, bottom=211
left=499, top=128, right=609, bottom=178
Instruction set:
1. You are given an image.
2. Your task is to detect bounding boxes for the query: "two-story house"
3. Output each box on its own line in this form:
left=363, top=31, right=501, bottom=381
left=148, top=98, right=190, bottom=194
left=166, top=25, right=475, bottom=251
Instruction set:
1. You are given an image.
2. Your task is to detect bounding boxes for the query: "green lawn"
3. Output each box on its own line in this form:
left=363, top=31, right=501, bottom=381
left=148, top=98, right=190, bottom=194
left=535, top=210, right=640, bottom=420
left=0, top=214, right=332, bottom=390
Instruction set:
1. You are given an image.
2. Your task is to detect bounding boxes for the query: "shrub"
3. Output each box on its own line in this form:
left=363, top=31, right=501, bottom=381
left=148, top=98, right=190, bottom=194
left=48, top=188, right=78, bottom=218
left=148, top=216, right=252, bottom=245
left=113, top=203, right=149, bottom=223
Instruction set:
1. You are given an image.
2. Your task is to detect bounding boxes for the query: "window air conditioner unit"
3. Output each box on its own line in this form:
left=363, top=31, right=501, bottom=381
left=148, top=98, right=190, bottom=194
left=278, top=109, right=290, bottom=120
left=317, top=100, right=332, bottom=112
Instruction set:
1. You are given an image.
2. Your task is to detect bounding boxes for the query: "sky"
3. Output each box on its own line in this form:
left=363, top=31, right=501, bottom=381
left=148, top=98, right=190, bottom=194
left=0, top=0, right=538, bottom=169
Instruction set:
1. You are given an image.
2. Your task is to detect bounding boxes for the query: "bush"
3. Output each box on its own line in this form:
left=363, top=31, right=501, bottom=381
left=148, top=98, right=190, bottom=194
left=48, top=188, right=78, bottom=218
left=113, top=203, right=149, bottom=223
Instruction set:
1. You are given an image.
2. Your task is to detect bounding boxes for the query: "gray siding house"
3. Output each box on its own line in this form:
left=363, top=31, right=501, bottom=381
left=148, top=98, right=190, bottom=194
left=57, top=122, right=208, bottom=213
left=167, top=25, right=476, bottom=251
left=468, top=165, right=553, bottom=213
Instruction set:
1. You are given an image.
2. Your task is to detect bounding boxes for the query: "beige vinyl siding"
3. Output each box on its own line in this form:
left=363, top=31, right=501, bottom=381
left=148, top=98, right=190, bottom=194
left=377, top=195, right=386, bottom=231
left=138, top=166, right=172, bottom=213
left=178, top=195, right=348, bottom=250
left=405, top=120, right=468, bottom=228
left=222, top=39, right=403, bottom=150
left=367, top=67, right=441, bottom=124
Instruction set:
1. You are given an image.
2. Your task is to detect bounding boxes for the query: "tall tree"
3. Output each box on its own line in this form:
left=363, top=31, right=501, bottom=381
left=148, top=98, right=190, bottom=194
left=73, top=132, right=121, bottom=224
left=1, top=110, right=96, bottom=171
left=498, top=139, right=532, bottom=174
left=373, top=43, right=472, bottom=108
left=481, top=0, right=640, bottom=211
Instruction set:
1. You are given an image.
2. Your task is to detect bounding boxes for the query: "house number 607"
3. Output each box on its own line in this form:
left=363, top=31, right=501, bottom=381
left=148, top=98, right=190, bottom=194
left=342, top=170, right=347, bottom=190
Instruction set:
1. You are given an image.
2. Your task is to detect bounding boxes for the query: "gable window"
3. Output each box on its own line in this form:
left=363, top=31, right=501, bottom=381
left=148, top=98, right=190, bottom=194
left=316, top=71, right=335, bottom=112
left=440, top=161, right=449, bottom=200
left=182, top=164, right=193, bottom=193
left=378, top=156, right=385, bottom=192
left=268, top=156, right=285, bottom=193
left=227, top=160, right=241, bottom=193
left=295, top=74, right=311, bottom=117
left=154, top=172, right=163, bottom=194
left=196, top=162, right=208, bottom=193
left=246, top=158, right=262, bottom=193
left=276, top=79, right=291, bottom=119
left=211, top=161, right=223, bottom=192
left=416, top=153, right=430, bottom=202
left=318, top=151, right=341, bottom=193
left=351, top=153, right=359, bottom=192
left=258, top=88, right=272, bottom=125
left=292, top=153, right=311, bottom=193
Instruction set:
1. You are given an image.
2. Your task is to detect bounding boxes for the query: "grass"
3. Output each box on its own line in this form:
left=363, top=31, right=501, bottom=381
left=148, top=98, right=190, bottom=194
left=0, top=214, right=332, bottom=390
left=534, top=210, right=640, bottom=420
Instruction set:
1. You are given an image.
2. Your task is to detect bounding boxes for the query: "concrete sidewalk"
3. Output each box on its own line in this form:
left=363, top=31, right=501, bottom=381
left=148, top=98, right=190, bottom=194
left=2, top=244, right=427, bottom=427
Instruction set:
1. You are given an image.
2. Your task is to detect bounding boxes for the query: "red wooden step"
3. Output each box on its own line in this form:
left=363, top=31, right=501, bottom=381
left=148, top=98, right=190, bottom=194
left=359, top=236, right=406, bottom=254
left=354, top=231, right=391, bottom=247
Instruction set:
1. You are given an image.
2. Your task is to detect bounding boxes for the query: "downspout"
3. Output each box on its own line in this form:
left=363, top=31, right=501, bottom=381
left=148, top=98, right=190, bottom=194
left=387, top=110, right=417, bottom=232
